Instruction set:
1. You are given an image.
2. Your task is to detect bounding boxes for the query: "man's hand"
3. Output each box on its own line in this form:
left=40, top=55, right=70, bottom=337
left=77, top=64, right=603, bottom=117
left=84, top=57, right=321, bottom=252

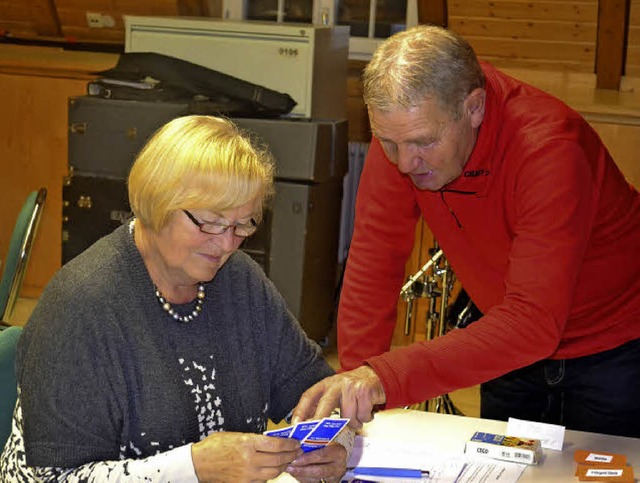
left=291, top=366, right=386, bottom=429
left=191, top=431, right=302, bottom=482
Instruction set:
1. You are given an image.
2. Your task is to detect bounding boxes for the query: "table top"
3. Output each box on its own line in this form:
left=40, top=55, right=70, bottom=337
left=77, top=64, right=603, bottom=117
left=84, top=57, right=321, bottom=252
left=353, top=409, right=640, bottom=482
left=274, top=408, right=640, bottom=482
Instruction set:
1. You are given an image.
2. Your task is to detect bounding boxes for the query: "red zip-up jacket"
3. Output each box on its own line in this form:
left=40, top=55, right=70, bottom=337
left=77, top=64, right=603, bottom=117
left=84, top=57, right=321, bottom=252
left=337, top=63, right=640, bottom=408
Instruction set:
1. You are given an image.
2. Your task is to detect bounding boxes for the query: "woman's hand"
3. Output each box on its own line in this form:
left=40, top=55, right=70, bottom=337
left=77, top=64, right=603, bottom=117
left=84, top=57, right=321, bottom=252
left=191, top=431, right=303, bottom=482
left=285, top=442, right=347, bottom=482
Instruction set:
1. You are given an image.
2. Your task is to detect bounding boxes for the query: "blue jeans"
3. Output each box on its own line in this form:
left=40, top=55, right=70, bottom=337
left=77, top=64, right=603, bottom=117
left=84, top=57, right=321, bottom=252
left=480, top=338, right=640, bottom=438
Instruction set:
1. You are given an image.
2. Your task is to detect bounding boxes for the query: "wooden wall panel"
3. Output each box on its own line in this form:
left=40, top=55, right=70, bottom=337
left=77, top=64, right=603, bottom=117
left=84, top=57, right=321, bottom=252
left=27, top=0, right=62, bottom=37
left=587, top=117, right=640, bottom=188
left=449, top=17, right=596, bottom=43
left=469, top=37, right=595, bottom=63
left=113, top=0, right=180, bottom=15
left=448, top=0, right=598, bottom=22
left=449, top=0, right=598, bottom=72
left=56, top=10, right=124, bottom=42
left=0, top=73, right=87, bottom=299
left=625, top=0, right=640, bottom=76
left=624, top=35, right=640, bottom=76
left=0, top=1, right=39, bottom=36
left=0, top=45, right=118, bottom=301
left=54, top=0, right=179, bottom=42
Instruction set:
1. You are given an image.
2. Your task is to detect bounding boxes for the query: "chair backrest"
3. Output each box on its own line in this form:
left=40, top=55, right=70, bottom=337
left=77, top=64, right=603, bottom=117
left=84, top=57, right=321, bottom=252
left=0, top=188, right=47, bottom=322
left=0, top=325, right=22, bottom=449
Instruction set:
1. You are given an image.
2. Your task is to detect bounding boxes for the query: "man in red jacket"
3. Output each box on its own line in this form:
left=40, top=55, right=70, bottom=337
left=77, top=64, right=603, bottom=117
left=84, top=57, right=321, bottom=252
left=293, top=25, right=640, bottom=437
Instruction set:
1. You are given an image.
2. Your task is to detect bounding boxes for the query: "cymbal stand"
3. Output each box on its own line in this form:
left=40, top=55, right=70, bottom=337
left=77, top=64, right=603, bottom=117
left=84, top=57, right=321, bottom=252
left=400, top=244, right=464, bottom=416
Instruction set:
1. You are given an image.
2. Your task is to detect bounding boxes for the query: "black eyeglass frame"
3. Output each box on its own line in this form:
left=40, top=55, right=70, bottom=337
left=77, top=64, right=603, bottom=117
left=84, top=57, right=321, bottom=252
left=182, top=210, right=258, bottom=237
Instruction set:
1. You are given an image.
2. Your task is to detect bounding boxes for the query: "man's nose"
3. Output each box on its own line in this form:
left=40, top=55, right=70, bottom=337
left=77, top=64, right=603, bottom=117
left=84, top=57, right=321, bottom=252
left=396, top=144, right=419, bottom=174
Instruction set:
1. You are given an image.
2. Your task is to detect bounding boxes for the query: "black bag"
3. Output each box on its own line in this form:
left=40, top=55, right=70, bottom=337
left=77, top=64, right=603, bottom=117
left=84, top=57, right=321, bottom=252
left=89, top=52, right=297, bottom=118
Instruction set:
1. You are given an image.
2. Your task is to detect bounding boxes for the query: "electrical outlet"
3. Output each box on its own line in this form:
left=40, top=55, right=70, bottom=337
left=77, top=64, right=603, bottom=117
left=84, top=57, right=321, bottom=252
left=86, top=12, right=103, bottom=28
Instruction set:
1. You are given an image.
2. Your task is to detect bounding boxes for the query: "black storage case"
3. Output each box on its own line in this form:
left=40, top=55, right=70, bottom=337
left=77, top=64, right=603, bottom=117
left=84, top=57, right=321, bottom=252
left=64, top=96, right=347, bottom=342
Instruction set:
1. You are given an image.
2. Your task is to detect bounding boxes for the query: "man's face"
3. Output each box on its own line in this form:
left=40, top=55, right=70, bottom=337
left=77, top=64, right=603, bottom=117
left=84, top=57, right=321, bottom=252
left=369, top=90, right=485, bottom=191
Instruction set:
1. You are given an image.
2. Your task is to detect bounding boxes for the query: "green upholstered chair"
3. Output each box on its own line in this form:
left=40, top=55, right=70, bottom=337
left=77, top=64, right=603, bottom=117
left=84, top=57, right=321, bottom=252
left=0, top=188, right=47, bottom=324
left=0, top=325, right=22, bottom=449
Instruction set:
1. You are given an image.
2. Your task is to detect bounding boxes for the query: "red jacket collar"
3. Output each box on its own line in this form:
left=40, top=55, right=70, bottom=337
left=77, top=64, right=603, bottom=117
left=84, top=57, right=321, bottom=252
left=443, top=63, right=500, bottom=197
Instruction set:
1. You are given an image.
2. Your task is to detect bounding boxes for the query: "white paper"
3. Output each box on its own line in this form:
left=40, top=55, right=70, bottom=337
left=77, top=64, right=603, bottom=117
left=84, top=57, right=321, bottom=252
left=507, top=417, right=565, bottom=450
left=347, top=437, right=465, bottom=481
left=456, top=459, right=527, bottom=483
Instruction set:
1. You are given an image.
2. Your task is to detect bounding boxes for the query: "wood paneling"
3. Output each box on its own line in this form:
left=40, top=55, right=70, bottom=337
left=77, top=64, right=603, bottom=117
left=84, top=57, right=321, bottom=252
left=625, top=43, right=640, bottom=75
left=450, top=17, right=596, bottom=42
left=586, top=116, right=640, bottom=187
left=54, top=0, right=179, bottom=42
left=470, top=37, right=595, bottom=62
left=0, top=72, right=85, bottom=297
left=449, top=1, right=598, bottom=72
left=0, top=45, right=118, bottom=298
left=26, top=0, right=61, bottom=37
left=448, top=0, right=598, bottom=22
left=0, top=0, right=39, bottom=36
left=625, top=0, right=640, bottom=76
left=625, top=0, right=640, bottom=77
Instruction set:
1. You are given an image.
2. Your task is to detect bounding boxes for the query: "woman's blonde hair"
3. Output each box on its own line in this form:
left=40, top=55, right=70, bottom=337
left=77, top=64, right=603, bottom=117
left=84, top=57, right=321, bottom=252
left=363, top=25, right=485, bottom=119
left=128, top=115, right=275, bottom=231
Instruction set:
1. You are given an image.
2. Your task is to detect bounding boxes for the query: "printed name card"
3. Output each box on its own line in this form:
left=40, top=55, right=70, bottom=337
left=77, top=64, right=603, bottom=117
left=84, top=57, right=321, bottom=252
left=574, top=450, right=627, bottom=467
left=575, top=465, right=634, bottom=482
left=507, top=417, right=565, bottom=450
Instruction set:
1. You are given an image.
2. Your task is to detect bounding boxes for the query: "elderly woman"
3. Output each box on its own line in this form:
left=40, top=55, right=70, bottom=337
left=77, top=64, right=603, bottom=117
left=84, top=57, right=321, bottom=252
left=0, top=116, right=347, bottom=482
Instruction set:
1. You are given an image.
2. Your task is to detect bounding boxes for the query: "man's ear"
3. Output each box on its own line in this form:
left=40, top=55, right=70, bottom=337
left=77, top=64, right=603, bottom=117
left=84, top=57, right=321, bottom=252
left=465, top=88, right=486, bottom=128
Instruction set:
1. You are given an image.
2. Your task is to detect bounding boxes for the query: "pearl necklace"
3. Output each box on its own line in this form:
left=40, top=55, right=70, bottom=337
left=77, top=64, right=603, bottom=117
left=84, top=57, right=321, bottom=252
left=155, top=283, right=206, bottom=323
left=129, top=217, right=206, bottom=323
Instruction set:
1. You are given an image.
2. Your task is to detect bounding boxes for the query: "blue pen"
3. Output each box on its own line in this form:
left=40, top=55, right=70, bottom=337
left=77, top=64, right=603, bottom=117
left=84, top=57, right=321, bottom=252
left=352, top=467, right=430, bottom=479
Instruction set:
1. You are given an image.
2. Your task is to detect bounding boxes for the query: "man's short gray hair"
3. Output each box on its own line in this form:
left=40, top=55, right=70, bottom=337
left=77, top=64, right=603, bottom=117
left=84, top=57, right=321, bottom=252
left=363, top=25, right=485, bottom=119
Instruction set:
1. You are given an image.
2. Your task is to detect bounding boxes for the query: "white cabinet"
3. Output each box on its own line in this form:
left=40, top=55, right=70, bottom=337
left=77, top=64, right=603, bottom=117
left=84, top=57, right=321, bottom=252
left=124, top=16, right=349, bottom=119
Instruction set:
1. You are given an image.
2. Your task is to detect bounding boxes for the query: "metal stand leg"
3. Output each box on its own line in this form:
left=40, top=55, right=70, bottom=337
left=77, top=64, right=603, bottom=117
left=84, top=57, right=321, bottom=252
left=430, top=394, right=464, bottom=416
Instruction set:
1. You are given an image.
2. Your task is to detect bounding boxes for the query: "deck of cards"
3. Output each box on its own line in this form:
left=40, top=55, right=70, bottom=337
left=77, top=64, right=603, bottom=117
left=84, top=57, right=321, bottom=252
left=264, top=417, right=350, bottom=452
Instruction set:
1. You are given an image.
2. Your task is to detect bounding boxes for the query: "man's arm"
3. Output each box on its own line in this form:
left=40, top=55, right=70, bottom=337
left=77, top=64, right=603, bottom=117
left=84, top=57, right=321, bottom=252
left=338, top=139, right=421, bottom=370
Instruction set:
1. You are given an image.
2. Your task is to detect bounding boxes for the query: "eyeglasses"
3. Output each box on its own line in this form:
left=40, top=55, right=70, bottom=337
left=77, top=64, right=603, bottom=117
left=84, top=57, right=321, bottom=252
left=183, top=210, right=258, bottom=238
